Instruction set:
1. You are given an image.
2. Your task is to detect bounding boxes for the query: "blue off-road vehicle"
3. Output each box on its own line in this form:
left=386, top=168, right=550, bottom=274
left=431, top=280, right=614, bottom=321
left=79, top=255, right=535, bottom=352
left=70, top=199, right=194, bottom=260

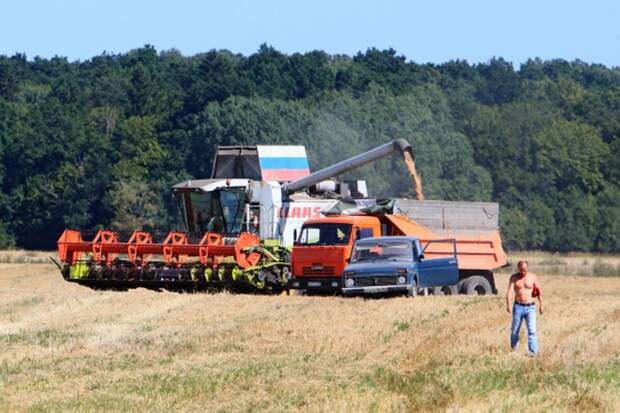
left=341, top=236, right=459, bottom=297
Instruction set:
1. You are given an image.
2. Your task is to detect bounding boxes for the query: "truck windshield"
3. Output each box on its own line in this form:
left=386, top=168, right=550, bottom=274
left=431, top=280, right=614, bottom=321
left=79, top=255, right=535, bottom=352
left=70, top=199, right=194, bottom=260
left=297, top=223, right=352, bottom=246
left=351, top=240, right=413, bottom=262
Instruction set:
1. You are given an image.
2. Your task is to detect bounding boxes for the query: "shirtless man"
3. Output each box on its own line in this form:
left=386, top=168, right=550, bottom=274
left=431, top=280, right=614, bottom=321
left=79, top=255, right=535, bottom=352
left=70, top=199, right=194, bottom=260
left=506, top=260, right=544, bottom=355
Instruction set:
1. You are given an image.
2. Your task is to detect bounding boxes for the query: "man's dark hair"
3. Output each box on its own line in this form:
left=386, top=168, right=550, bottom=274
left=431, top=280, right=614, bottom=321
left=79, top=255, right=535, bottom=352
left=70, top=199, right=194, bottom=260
left=517, top=260, right=528, bottom=268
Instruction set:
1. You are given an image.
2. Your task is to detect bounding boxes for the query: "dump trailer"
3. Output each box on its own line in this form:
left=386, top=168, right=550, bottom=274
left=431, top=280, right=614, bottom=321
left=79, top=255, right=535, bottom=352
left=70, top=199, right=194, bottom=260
left=289, top=213, right=507, bottom=294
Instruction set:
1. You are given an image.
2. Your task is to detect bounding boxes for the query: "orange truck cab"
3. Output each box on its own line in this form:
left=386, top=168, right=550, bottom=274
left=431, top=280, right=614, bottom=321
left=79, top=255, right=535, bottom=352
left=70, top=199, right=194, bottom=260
left=289, top=214, right=508, bottom=294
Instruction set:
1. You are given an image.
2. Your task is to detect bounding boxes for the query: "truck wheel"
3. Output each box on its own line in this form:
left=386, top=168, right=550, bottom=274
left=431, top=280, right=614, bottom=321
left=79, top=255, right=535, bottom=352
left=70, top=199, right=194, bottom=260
left=407, top=282, right=417, bottom=298
left=431, top=285, right=458, bottom=296
left=461, top=276, right=492, bottom=295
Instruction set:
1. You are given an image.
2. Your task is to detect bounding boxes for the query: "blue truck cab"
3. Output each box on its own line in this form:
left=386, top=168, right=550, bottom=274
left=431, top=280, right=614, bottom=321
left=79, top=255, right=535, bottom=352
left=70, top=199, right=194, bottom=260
left=341, top=236, right=459, bottom=296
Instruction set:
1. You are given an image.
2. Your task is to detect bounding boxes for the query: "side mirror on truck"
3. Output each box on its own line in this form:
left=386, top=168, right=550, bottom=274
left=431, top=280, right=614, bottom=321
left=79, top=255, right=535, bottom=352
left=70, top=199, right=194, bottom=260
left=293, top=229, right=298, bottom=246
left=355, top=228, right=361, bottom=240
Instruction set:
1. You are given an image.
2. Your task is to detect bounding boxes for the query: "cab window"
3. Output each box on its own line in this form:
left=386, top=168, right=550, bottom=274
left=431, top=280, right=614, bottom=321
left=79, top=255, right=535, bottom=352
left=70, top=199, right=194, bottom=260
left=297, top=223, right=352, bottom=245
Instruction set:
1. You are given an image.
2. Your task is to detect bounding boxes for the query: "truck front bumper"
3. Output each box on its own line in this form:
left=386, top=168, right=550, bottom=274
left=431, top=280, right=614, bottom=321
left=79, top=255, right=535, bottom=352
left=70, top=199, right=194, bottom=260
left=342, top=284, right=410, bottom=295
left=288, top=277, right=341, bottom=291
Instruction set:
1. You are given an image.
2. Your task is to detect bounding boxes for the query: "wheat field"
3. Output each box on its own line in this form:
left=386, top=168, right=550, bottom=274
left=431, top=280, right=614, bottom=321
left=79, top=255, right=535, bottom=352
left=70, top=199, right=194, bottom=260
left=1, top=251, right=619, bottom=412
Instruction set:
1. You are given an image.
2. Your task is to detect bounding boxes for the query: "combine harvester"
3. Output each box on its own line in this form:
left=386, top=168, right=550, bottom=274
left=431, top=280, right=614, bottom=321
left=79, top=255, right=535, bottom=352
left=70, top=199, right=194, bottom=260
left=56, top=139, right=506, bottom=294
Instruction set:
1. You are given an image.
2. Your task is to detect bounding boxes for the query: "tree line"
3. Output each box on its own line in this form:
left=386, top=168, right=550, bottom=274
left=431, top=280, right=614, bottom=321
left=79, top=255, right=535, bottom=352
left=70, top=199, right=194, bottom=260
left=0, top=45, right=619, bottom=251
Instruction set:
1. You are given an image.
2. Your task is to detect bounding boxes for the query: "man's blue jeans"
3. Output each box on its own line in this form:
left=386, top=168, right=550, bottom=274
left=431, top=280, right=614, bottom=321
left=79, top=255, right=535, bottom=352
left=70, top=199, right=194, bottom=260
left=510, top=303, right=538, bottom=355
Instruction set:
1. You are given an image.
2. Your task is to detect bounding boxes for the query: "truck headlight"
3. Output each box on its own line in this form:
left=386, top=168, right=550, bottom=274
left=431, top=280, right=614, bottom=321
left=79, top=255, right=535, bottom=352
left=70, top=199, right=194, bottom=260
left=397, top=276, right=406, bottom=285
left=345, top=278, right=355, bottom=288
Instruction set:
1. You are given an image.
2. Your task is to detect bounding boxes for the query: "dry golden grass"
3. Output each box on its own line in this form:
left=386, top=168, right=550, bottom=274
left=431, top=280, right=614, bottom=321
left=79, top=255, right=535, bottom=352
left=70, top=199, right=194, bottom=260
left=0, top=250, right=51, bottom=264
left=0, top=251, right=619, bottom=412
left=502, top=251, right=620, bottom=277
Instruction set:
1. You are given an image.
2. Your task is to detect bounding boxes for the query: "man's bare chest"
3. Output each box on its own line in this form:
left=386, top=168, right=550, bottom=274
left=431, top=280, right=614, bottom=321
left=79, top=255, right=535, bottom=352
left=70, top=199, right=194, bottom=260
left=515, top=275, right=535, bottom=290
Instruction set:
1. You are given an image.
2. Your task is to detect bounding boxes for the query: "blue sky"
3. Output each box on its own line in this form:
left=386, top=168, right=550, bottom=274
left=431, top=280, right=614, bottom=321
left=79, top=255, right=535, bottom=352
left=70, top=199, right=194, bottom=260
left=1, top=0, right=619, bottom=67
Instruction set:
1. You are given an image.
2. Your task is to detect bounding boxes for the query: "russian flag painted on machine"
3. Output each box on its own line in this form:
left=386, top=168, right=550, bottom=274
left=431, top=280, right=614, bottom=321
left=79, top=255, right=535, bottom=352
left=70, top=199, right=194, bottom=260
left=257, top=145, right=311, bottom=181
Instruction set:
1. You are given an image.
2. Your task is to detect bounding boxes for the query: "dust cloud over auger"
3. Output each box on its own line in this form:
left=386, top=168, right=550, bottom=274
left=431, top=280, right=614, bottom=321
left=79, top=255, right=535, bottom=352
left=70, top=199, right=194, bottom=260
left=403, top=151, right=424, bottom=201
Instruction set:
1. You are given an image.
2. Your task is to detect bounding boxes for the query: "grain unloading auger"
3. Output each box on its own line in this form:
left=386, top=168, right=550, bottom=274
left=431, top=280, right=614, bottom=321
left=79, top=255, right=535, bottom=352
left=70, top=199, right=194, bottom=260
left=55, top=139, right=440, bottom=292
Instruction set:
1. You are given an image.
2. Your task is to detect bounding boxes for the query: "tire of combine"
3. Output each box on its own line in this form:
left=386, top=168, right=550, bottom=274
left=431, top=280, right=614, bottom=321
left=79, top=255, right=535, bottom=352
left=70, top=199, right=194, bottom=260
left=460, top=275, right=493, bottom=295
left=431, top=285, right=458, bottom=296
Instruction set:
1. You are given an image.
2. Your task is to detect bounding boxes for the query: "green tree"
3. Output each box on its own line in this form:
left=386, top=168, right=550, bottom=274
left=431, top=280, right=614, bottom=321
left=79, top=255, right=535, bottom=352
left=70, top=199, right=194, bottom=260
left=0, top=60, right=17, bottom=100
left=0, top=221, right=14, bottom=249
left=532, top=119, right=608, bottom=194
left=574, top=86, right=620, bottom=141
left=549, top=187, right=599, bottom=252
left=475, top=57, right=521, bottom=105
left=244, top=44, right=296, bottom=100
left=595, top=185, right=620, bottom=252
left=500, top=208, right=528, bottom=250
left=107, top=178, right=160, bottom=231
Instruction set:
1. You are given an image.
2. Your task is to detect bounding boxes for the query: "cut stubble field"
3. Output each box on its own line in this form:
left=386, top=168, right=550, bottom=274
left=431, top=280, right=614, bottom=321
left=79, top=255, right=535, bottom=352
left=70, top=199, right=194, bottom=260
left=1, top=251, right=619, bottom=412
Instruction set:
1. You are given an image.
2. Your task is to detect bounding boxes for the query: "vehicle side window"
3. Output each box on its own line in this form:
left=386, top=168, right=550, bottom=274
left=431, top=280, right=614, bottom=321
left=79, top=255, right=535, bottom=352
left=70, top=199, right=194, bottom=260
left=299, top=227, right=320, bottom=244
left=359, top=228, right=373, bottom=239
